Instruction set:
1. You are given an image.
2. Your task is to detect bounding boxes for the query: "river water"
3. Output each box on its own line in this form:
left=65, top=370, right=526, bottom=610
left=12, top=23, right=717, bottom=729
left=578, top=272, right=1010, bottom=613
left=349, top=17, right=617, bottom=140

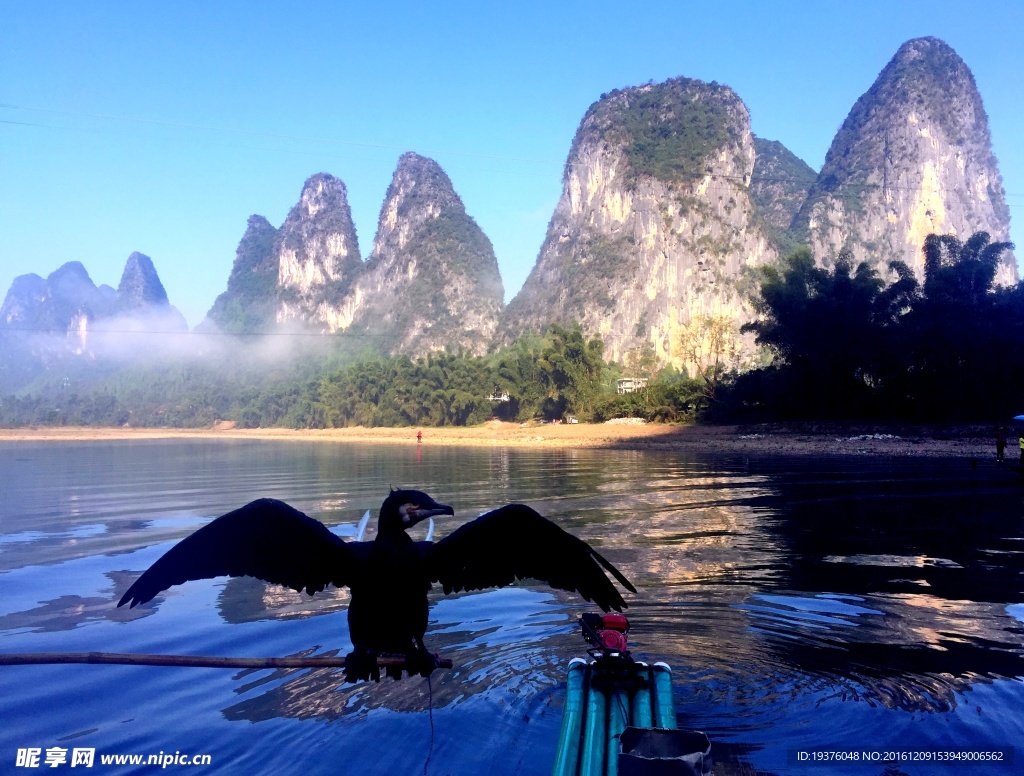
left=1, top=440, right=1022, bottom=775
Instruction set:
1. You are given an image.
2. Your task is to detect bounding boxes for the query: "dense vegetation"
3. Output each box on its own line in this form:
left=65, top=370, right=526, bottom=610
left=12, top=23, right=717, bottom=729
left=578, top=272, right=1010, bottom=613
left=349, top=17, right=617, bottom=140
left=585, top=79, right=738, bottom=189
left=204, top=215, right=280, bottom=334
left=392, top=207, right=503, bottom=320
left=3, top=232, right=1020, bottom=429
left=723, top=232, right=1023, bottom=421
left=0, top=324, right=707, bottom=429
left=749, top=137, right=818, bottom=254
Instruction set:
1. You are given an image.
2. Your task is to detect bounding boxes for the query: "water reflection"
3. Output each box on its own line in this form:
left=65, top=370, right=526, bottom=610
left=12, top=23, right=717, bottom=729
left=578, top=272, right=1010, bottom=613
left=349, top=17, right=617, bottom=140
left=220, top=589, right=574, bottom=722
left=217, top=577, right=350, bottom=624
left=1, top=442, right=1023, bottom=774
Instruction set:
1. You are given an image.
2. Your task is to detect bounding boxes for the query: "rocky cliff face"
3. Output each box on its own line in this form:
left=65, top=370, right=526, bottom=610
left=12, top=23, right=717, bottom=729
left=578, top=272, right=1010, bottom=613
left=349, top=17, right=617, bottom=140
left=205, top=174, right=361, bottom=334
left=273, top=173, right=363, bottom=329
left=205, top=215, right=280, bottom=333
left=208, top=155, right=502, bottom=356
left=346, top=152, right=503, bottom=354
left=199, top=38, right=1015, bottom=367
left=794, top=37, right=1016, bottom=284
left=501, top=78, right=777, bottom=371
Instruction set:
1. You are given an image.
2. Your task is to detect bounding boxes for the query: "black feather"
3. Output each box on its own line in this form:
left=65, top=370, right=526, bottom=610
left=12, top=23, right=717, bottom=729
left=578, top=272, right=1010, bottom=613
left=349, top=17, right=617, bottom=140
left=117, top=499, right=360, bottom=607
left=427, top=504, right=635, bottom=612
left=118, top=491, right=635, bottom=677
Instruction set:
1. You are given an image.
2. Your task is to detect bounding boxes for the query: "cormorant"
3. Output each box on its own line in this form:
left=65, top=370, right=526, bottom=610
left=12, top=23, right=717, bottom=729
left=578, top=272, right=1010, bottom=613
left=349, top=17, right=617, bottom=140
left=118, top=488, right=635, bottom=681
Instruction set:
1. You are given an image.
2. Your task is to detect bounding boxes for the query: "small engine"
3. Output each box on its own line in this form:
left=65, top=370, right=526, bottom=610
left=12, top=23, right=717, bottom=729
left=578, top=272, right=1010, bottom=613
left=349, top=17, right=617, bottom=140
left=580, top=612, right=630, bottom=656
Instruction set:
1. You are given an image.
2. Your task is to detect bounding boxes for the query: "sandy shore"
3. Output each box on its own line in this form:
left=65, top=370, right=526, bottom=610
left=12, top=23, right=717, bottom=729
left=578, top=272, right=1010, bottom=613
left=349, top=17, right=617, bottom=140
left=0, top=420, right=1008, bottom=460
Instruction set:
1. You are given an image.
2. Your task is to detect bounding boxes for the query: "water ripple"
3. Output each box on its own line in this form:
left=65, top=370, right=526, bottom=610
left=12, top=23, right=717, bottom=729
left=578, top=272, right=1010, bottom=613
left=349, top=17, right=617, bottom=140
left=3, top=442, right=1024, bottom=775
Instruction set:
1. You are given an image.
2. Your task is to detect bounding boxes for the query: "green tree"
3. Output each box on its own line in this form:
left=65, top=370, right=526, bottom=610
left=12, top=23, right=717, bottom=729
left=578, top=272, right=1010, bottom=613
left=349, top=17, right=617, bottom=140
left=739, top=247, right=914, bottom=417
left=900, top=232, right=1015, bottom=418
left=536, top=324, right=605, bottom=420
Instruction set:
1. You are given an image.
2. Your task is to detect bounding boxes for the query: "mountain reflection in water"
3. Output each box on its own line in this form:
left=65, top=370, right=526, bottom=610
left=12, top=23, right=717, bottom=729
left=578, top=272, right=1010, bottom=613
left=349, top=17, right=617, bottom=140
left=1, top=440, right=1022, bottom=775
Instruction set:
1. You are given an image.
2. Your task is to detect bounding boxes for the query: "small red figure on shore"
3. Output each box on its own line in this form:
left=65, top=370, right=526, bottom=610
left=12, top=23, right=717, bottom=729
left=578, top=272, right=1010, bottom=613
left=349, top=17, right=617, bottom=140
left=416, top=430, right=422, bottom=444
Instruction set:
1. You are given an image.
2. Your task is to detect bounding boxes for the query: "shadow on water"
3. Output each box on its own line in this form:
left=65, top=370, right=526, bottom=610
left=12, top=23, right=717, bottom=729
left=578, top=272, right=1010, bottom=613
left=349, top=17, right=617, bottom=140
left=630, top=454, right=1024, bottom=720
left=217, top=588, right=577, bottom=722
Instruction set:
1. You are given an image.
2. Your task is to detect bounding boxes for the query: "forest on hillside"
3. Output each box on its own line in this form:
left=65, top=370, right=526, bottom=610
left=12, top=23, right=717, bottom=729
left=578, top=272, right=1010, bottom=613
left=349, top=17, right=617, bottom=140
left=2, top=233, right=1022, bottom=429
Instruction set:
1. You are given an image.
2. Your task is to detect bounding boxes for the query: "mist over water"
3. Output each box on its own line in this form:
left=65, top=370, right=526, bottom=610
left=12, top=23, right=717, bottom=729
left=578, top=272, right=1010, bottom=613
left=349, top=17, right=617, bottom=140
left=1, top=441, right=1022, bottom=774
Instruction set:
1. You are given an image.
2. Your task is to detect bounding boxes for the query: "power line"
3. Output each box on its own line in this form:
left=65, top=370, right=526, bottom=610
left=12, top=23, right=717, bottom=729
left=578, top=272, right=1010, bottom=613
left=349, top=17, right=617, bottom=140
left=1, top=325, right=427, bottom=339
left=0, top=118, right=50, bottom=128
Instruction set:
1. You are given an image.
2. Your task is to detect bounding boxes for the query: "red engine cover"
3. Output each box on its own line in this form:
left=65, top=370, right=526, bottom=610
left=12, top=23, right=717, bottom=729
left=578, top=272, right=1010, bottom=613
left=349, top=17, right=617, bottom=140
left=597, top=629, right=629, bottom=651
left=601, top=614, right=629, bottom=632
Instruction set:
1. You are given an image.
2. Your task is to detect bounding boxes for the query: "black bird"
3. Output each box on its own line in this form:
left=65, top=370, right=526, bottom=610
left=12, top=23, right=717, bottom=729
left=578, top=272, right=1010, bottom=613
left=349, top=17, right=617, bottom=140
left=118, top=488, right=636, bottom=681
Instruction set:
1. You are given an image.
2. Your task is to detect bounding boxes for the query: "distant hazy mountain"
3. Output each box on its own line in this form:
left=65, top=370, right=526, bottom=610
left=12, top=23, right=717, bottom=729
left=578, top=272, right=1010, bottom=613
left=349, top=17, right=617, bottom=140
left=116, top=251, right=173, bottom=310
left=0, top=253, right=186, bottom=391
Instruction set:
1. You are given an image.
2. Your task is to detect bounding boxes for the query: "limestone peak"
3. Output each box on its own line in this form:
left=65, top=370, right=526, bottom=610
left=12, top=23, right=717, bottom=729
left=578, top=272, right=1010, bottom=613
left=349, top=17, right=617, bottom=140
left=371, top=152, right=464, bottom=261
left=796, top=37, right=1015, bottom=283
left=117, top=252, right=170, bottom=309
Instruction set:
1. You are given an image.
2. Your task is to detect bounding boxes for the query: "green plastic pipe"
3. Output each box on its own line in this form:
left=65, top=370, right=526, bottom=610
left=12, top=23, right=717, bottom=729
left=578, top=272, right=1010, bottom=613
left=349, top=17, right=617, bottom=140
left=579, top=667, right=607, bottom=776
left=552, top=660, right=588, bottom=776
left=651, top=662, right=677, bottom=729
left=630, top=665, right=653, bottom=729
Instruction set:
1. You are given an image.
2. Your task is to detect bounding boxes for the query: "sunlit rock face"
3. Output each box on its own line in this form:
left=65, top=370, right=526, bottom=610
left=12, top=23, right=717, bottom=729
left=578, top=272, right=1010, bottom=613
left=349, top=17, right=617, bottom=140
left=208, top=159, right=502, bottom=357
left=794, top=37, right=1017, bottom=284
left=273, top=173, right=363, bottom=329
left=345, top=152, right=504, bottom=356
left=500, top=77, right=777, bottom=372
left=201, top=37, right=1014, bottom=364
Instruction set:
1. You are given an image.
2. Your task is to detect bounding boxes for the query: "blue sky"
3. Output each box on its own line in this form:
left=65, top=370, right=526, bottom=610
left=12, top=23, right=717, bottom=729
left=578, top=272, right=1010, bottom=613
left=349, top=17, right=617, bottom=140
left=2, top=1, right=1022, bottom=327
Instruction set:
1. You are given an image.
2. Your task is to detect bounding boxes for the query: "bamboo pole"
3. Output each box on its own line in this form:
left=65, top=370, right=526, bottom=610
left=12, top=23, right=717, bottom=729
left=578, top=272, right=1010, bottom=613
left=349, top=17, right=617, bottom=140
left=0, top=652, right=452, bottom=670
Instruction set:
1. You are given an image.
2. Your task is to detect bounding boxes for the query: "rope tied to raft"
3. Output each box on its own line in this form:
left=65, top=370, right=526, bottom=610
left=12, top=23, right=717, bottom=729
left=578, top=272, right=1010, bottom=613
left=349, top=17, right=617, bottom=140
left=423, top=672, right=435, bottom=776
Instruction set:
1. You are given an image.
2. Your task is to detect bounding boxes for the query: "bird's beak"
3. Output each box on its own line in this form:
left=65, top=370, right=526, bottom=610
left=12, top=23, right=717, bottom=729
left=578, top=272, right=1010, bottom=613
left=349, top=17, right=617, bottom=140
left=403, top=502, right=454, bottom=527
left=419, top=502, right=455, bottom=520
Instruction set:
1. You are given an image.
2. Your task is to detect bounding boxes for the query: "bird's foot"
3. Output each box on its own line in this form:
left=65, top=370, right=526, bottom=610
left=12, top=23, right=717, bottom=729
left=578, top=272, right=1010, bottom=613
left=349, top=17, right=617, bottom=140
left=343, top=647, right=381, bottom=684
left=377, top=649, right=438, bottom=679
left=407, top=648, right=440, bottom=679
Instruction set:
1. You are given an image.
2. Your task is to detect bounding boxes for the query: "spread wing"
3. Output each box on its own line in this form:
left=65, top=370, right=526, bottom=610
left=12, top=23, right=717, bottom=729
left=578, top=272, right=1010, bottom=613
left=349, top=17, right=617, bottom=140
left=427, top=504, right=636, bottom=611
left=118, top=498, right=365, bottom=608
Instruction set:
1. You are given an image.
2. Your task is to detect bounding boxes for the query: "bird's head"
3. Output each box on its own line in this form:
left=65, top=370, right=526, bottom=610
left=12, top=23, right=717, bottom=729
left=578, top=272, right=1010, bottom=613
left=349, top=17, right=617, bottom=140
left=379, top=488, right=454, bottom=534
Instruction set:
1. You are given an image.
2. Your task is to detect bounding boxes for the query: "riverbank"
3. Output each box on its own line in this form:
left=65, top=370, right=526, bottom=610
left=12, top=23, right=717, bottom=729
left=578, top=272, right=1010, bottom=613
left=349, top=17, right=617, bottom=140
left=0, top=420, right=1008, bottom=460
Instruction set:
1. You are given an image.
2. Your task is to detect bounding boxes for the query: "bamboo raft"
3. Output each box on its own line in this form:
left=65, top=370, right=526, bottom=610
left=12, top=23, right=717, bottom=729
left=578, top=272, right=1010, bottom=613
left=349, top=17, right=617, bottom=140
left=552, top=614, right=711, bottom=776
left=0, top=652, right=452, bottom=670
